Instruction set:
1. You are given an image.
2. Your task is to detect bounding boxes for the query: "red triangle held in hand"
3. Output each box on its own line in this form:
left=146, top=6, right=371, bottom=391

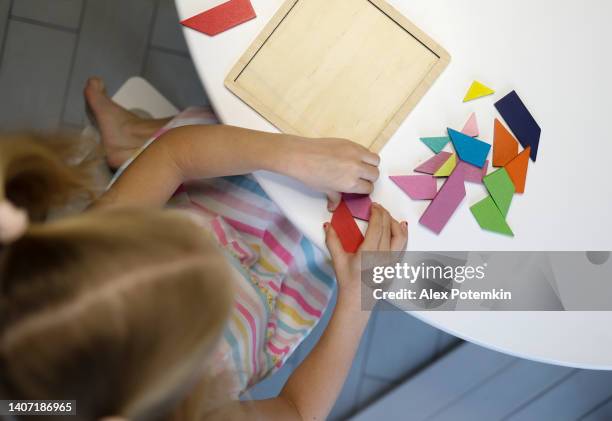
left=181, top=0, right=256, bottom=36
left=331, top=201, right=364, bottom=253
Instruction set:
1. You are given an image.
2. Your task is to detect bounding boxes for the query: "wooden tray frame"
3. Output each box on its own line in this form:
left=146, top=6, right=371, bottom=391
left=225, top=0, right=451, bottom=152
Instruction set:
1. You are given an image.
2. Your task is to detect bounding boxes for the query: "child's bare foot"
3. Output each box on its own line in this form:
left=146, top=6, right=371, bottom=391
left=84, top=77, right=154, bottom=169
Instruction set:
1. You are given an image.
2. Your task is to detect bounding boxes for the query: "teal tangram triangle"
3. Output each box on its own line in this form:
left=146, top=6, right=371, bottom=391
left=420, top=136, right=450, bottom=154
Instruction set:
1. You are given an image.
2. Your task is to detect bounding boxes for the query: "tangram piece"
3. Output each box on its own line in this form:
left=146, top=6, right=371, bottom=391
left=494, top=90, right=541, bottom=161
left=505, top=147, right=531, bottom=194
left=434, top=154, right=457, bottom=177
left=470, top=196, right=514, bottom=236
left=419, top=166, right=466, bottom=234
left=414, top=151, right=453, bottom=175
left=493, top=118, right=519, bottom=167
left=463, top=81, right=495, bottom=102
left=462, top=112, right=479, bottom=137
left=421, top=136, right=450, bottom=154
left=390, top=175, right=437, bottom=200
left=181, top=0, right=256, bottom=36
left=342, top=193, right=372, bottom=221
left=448, top=128, right=491, bottom=168
left=457, top=160, right=488, bottom=184
left=483, top=168, right=515, bottom=217
left=331, top=201, right=364, bottom=253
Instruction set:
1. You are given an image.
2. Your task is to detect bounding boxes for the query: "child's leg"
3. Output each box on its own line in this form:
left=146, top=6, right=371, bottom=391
left=84, top=77, right=173, bottom=169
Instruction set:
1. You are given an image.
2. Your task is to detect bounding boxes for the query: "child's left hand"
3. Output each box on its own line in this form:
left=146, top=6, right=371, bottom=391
left=284, top=137, right=381, bottom=211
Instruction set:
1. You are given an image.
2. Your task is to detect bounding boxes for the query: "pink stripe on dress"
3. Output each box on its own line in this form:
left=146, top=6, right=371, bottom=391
left=281, top=283, right=322, bottom=318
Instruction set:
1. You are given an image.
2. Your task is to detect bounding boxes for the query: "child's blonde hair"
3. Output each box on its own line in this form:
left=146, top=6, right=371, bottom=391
left=0, top=133, right=234, bottom=420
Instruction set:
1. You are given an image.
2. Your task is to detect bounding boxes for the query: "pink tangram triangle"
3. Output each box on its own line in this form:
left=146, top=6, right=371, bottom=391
left=419, top=166, right=466, bottom=234
left=181, top=0, right=256, bottom=36
left=462, top=112, right=479, bottom=137
left=414, top=151, right=453, bottom=175
left=390, top=175, right=437, bottom=200
left=342, top=193, right=372, bottom=221
left=457, top=160, right=488, bottom=184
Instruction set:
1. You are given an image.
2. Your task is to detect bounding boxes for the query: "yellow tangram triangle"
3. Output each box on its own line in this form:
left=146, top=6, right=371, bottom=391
left=463, top=81, right=495, bottom=102
left=434, top=154, right=457, bottom=177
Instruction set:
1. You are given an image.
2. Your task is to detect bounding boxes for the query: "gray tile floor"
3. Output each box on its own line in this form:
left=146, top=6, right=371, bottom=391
left=0, top=1, right=459, bottom=419
left=0, top=0, right=207, bottom=131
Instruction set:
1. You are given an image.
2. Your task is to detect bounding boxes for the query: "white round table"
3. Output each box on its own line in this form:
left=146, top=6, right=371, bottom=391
left=176, top=0, right=612, bottom=370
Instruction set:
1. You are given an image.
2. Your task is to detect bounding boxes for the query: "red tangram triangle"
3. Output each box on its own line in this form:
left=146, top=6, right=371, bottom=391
left=181, top=0, right=256, bottom=36
left=331, top=201, right=364, bottom=253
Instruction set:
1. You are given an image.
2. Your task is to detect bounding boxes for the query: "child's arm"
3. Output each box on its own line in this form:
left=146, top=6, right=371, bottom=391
left=218, top=205, right=407, bottom=421
left=95, top=125, right=380, bottom=209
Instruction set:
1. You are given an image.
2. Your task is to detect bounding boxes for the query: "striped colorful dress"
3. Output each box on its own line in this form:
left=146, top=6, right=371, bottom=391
left=112, top=107, right=336, bottom=396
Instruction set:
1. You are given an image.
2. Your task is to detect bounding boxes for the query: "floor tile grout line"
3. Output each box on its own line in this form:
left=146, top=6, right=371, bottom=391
left=139, top=0, right=161, bottom=77
left=349, top=309, right=380, bottom=417
left=0, top=0, right=14, bottom=70
left=577, top=393, right=612, bottom=420
left=499, top=368, right=579, bottom=421
left=8, top=14, right=79, bottom=34
left=423, top=359, right=520, bottom=421
left=60, top=0, right=88, bottom=128
left=149, top=44, right=191, bottom=59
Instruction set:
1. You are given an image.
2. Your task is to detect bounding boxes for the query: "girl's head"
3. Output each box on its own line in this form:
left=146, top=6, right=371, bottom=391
left=0, top=134, right=234, bottom=420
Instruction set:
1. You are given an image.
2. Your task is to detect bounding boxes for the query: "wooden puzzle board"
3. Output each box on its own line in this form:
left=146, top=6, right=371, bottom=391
left=225, top=0, right=451, bottom=152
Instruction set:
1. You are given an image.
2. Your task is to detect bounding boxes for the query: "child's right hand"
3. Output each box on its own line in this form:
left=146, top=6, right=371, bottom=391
left=324, top=203, right=408, bottom=305
left=284, top=137, right=380, bottom=211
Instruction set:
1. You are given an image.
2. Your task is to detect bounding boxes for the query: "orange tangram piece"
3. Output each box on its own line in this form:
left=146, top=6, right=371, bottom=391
left=331, top=201, right=364, bottom=253
left=505, top=147, right=531, bottom=193
left=493, top=119, right=519, bottom=167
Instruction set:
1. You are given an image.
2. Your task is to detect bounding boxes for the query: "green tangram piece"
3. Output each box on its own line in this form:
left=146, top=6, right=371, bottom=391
left=420, top=136, right=450, bottom=154
left=471, top=196, right=514, bottom=236
left=483, top=168, right=515, bottom=217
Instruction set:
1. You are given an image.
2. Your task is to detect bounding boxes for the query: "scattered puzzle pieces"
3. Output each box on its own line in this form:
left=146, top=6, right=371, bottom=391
left=421, top=136, right=450, bottom=154
left=483, top=168, right=515, bottom=217
left=457, top=160, right=488, bottom=184
left=470, top=196, right=514, bottom=236
left=462, top=112, right=479, bottom=137
left=342, top=193, right=372, bottom=221
left=414, top=151, right=453, bottom=175
left=419, top=167, right=466, bottom=234
left=463, top=81, right=495, bottom=102
left=493, top=118, right=519, bottom=167
left=448, top=128, right=491, bottom=168
left=505, top=147, right=530, bottom=194
left=495, top=91, right=541, bottom=161
left=434, top=154, right=457, bottom=177
left=390, top=175, right=437, bottom=200
left=181, top=0, right=256, bottom=36
left=331, top=201, right=364, bottom=253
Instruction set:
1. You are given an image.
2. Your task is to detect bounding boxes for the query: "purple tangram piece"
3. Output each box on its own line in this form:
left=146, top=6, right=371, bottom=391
left=419, top=165, right=466, bottom=234
left=390, top=175, right=437, bottom=200
left=495, top=90, right=541, bottom=161
left=342, top=193, right=372, bottom=221
left=414, top=151, right=453, bottom=175
left=457, top=160, right=489, bottom=184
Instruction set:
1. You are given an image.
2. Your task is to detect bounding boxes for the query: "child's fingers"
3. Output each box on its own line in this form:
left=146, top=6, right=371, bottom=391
left=379, top=208, right=391, bottom=250
left=359, top=164, right=380, bottom=182
left=326, top=192, right=341, bottom=212
left=360, top=204, right=383, bottom=251
left=390, top=219, right=408, bottom=251
left=361, top=151, right=381, bottom=166
left=324, top=223, right=347, bottom=262
left=351, top=179, right=374, bottom=195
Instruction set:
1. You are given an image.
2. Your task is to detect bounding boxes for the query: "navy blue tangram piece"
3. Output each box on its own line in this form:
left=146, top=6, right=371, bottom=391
left=495, top=91, right=541, bottom=162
